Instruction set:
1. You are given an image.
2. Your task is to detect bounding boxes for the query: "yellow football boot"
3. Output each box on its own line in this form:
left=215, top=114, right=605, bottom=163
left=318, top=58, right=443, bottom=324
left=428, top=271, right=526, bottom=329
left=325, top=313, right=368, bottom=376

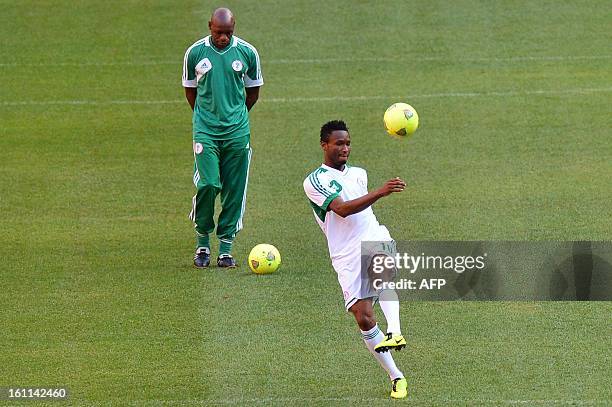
left=390, top=377, right=408, bottom=399
left=374, top=333, right=406, bottom=353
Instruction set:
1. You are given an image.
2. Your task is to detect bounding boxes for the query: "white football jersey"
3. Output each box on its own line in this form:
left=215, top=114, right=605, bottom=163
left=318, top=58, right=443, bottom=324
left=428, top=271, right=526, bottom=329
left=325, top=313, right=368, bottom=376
left=303, top=164, right=392, bottom=261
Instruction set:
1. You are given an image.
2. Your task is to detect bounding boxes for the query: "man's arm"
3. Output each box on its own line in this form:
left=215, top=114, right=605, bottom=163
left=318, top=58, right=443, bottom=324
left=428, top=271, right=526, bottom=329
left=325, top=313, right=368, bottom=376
left=184, top=87, right=197, bottom=111
left=245, top=86, right=260, bottom=111
left=328, top=178, right=406, bottom=218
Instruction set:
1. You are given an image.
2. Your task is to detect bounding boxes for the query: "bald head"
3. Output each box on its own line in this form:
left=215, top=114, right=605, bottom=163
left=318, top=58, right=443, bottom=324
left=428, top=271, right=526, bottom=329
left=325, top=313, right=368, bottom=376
left=208, top=8, right=235, bottom=49
left=211, top=8, right=234, bottom=25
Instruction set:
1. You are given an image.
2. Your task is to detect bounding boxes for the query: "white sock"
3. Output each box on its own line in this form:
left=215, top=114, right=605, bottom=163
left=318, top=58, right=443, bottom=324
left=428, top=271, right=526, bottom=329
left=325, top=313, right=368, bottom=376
left=379, top=289, right=401, bottom=335
left=360, top=324, right=403, bottom=380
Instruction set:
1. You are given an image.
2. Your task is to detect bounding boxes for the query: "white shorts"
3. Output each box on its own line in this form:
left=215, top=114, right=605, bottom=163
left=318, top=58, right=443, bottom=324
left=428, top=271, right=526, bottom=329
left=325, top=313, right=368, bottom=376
left=333, top=240, right=397, bottom=310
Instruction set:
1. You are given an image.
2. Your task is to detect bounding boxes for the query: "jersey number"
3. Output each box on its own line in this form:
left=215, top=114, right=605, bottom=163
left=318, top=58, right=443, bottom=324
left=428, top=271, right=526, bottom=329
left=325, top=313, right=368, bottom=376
left=329, top=180, right=343, bottom=193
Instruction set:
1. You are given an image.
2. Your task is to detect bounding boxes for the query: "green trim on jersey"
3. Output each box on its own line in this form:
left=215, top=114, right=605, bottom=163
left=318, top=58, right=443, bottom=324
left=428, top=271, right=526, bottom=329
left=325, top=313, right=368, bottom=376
left=307, top=167, right=331, bottom=195
left=183, top=36, right=263, bottom=141
left=309, top=192, right=339, bottom=222
left=321, top=192, right=339, bottom=211
left=307, top=166, right=343, bottom=221
left=308, top=174, right=329, bottom=197
left=309, top=200, right=327, bottom=222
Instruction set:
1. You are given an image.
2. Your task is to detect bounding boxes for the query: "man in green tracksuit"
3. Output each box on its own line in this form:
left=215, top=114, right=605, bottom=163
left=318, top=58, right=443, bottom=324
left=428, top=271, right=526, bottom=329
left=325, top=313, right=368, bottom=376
left=182, top=7, right=263, bottom=268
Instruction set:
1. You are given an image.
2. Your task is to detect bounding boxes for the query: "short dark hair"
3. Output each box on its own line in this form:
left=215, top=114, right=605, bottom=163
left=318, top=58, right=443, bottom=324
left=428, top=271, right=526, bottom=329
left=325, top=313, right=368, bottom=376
left=320, top=120, right=349, bottom=142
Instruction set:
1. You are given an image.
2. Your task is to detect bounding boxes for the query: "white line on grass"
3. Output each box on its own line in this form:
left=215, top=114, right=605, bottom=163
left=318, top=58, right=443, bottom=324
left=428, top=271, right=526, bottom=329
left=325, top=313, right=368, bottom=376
left=263, top=87, right=612, bottom=103
left=0, top=55, right=610, bottom=67
left=131, top=397, right=610, bottom=406
left=268, top=55, right=612, bottom=64
left=2, top=87, right=611, bottom=107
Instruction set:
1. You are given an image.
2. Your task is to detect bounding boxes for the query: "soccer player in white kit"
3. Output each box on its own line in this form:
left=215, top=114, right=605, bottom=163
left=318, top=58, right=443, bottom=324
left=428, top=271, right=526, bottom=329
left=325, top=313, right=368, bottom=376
left=303, top=120, right=408, bottom=399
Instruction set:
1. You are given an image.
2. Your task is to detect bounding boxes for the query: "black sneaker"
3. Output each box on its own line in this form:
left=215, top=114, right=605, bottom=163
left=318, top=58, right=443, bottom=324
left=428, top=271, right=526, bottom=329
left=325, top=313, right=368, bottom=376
left=217, top=254, right=237, bottom=268
left=193, top=247, right=210, bottom=268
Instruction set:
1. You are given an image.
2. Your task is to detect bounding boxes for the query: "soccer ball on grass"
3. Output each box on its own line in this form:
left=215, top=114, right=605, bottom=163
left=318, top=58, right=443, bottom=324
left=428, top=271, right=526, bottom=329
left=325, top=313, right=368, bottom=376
left=383, top=103, right=419, bottom=137
left=248, top=244, right=281, bottom=274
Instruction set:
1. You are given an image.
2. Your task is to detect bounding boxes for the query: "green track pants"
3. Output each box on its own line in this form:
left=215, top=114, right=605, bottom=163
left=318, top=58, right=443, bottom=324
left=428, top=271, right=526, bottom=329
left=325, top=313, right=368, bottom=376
left=189, top=135, right=251, bottom=251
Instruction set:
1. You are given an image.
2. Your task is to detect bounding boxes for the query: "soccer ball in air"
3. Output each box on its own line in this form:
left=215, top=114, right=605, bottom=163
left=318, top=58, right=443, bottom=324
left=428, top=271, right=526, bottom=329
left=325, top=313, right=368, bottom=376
left=248, top=244, right=281, bottom=274
left=383, top=103, right=419, bottom=137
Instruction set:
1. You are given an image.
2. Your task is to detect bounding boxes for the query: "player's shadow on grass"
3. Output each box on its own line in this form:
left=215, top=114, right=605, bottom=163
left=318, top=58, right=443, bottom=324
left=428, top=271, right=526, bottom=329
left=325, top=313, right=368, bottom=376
left=541, top=242, right=612, bottom=300
left=452, top=242, right=501, bottom=300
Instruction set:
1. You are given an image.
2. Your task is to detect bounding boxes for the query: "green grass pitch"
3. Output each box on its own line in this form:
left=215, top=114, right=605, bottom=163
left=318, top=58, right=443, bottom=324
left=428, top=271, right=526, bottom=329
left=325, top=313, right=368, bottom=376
left=1, top=0, right=611, bottom=405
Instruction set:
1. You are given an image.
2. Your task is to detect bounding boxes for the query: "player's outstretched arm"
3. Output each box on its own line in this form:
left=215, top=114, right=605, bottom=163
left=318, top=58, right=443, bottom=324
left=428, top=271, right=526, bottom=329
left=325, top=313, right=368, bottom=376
left=328, top=177, right=406, bottom=218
